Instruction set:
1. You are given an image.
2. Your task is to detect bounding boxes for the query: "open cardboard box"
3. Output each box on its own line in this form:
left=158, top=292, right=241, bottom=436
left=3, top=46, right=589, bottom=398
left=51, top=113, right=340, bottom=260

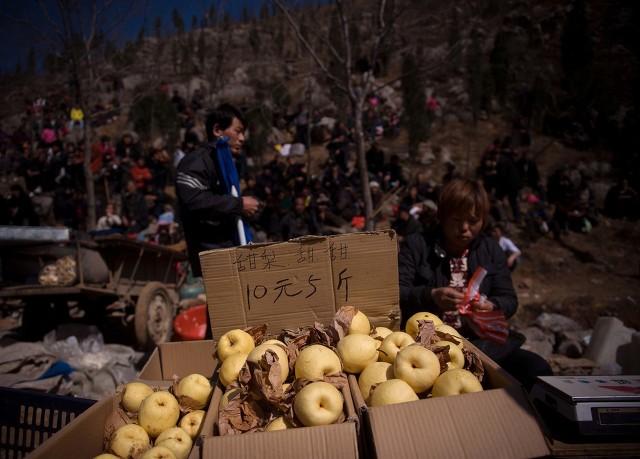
left=27, top=383, right=167, bottom=459
left=192, top=231, right=398, bottom=458
left=197, top=382, right=359, bottom=459
left=198, top=231, right=552, bottom=458
left=29, top=340, right=218, bottom=459
left=348, top=340, right=551, bottom=459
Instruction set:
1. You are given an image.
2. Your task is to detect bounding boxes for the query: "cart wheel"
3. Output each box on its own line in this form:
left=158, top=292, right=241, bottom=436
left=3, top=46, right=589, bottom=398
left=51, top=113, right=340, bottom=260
left=135, top=282, right=174, bottom=349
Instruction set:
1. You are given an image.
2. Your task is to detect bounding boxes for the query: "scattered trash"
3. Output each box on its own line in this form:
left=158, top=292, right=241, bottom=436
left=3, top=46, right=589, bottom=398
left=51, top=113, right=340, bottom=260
left=0, top=324, right=144, bottom=400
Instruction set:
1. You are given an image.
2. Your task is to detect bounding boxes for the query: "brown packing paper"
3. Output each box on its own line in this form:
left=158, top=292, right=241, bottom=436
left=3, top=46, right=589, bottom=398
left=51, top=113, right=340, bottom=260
left=102, top=392, right=135, bottom=452
left=171, top=378, right=213, bottom=414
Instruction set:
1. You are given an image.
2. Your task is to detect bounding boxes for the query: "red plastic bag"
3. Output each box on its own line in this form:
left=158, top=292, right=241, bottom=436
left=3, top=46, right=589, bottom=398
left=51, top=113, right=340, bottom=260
left=457, top=267, right=509, bottom=344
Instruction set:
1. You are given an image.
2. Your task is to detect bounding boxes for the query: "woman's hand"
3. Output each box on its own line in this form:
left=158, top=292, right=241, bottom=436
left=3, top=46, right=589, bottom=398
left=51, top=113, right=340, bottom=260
left=430, top=287, right=465, bottom=311
left=470, top=297, right=495, bottom=312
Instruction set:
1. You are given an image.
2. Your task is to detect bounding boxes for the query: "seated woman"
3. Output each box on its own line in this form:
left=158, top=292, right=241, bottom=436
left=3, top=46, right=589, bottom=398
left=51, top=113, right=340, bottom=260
left=398, top=178, right=551, bottom=389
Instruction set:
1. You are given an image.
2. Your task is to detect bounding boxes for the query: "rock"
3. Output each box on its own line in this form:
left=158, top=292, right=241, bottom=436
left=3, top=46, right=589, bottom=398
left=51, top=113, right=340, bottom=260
left=517, top=277, right=533, bottom=289
left=617, top=332, right=640, bottom=374
left=168, top=83, right=189, bottom=99
left=592, top=362, right=623, bottom=376
left=520, top=326, right=555, bottom=358
left=455, top=92, right=470, bottom=105
left=417, top=143, right=436, bottom=165
left=121, top=74, right=145, bottom=91
left=188, top=77, right=210, bottom=96
left=439, top=147, right=452, bottom=165
left=558, top=329, right=591, bottom=347
left=584, top=317, right=634, bottom=367
left=290, top=143, right=306, bottom=156
left=232, top=67, right=249, bottom=84
left=419, top=152, right=435, bottom=165
left=448, top=83, right=465, bottom=96
left=557, top=339, right=583, bottom=358
left=547, top=355, right=596, bottom=376
left=378, top=85, right=399, bottom=108
left=535, top=313, right=582, bottom=333
left=459, top=110, right=473, bottom=122
left=317, top=117, right=336, bottom=131
left=444, top=113, right=459, bottom=124
left=215, top=84, right=255, bottom=104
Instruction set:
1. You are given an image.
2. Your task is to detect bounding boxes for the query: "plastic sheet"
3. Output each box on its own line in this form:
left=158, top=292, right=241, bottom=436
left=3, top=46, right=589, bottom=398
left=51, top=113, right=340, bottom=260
left=1, top=325, right=144, bottom=400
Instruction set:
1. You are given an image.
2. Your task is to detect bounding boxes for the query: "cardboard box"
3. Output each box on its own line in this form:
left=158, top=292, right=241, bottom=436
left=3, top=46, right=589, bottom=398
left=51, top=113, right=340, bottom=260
left=30, top=341, right=218, bottom=459
left=27, top=395, right=119, bottom=459
left=138, top=339, right=217, bottom=381
left=194, top=232, right=396, bottom=458
left=198, top=383, right=359, bottom=459
left=197, top=231, right=549, bottom=457
left=349, top=342, right=551, bottom=459
left=199, top=231, right=400, bottom=338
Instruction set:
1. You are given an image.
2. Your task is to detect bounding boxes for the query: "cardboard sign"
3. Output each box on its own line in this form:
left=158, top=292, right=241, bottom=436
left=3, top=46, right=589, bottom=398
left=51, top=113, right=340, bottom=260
left=200, top=231, right=399, bottom=337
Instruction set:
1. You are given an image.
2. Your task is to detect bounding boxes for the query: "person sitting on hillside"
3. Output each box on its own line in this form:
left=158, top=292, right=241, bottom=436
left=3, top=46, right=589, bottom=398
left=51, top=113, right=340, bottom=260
left=130, top=157, right=153, bottom=190
left=281, top=196, right=316, bottom=241
left=393, top=204, right=423, bottom=241
left=495, top=137, right=523, bottom=222
left=121, top=179, right=149, bottom=234
left=489, top=223, right=521, bottom=271
left=116, top=133, right=141, bottom=161
left=604, top=178, right=638, bottom=220
left=312, top=194, right=347, bottom=235
left=96, top=203, right=123, bottom=232
left=398, top=178, right=551, bottom=389
left=1, top=184, right=39, bottom=226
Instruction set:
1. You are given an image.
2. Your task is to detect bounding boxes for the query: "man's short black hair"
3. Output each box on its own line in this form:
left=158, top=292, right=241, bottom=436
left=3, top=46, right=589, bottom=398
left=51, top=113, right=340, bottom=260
left=205, top=104, right=246, bottom=142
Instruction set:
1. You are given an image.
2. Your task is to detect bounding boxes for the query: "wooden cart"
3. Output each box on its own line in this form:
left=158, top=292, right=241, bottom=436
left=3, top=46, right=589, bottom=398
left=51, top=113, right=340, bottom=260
left=0, top=228, right=187, bottom=349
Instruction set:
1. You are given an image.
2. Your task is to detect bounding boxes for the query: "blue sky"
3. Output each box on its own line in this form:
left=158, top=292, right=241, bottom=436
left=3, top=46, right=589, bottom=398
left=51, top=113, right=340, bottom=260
left=0, top=0, right=323, bottom=74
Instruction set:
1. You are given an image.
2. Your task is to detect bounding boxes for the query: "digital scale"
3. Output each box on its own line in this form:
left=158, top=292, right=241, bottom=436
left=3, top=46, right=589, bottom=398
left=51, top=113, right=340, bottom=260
left=531, top=375, right=640, bottom=438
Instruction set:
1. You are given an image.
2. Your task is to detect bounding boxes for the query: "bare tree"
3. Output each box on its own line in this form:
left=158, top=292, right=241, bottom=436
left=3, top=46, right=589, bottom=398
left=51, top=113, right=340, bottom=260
left=5, top=0, right=138, bottom=230
left=272, top=0, right=399, bottom=230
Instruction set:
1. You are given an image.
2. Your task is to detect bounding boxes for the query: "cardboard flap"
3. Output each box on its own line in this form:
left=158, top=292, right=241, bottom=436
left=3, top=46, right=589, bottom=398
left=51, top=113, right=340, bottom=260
left=27, top=397, right=113, bottom=459
left=329, top=231, right=399, bottom=328
left=200, top=231, right=399, bottom=338
left=201, top=423, right=358, bottom=459
left=138, top=340, right=217, bottom=381
left=201, top=239, right=336, bottom=337
left=367, top=389, right=550, bottom=459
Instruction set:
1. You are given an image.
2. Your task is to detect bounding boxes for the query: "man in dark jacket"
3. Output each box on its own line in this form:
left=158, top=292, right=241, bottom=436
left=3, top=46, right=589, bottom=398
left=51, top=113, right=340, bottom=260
left=176, top=104, right=259, bottom=277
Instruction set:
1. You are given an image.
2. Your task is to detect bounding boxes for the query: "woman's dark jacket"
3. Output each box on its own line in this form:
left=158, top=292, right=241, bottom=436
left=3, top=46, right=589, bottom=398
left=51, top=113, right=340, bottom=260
left=398, top=230, right=521, bottom=360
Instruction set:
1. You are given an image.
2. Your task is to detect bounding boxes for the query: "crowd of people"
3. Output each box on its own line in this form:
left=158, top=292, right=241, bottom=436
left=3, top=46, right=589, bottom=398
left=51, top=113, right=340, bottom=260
left=0, top=89, right=636, bottom=259
left=0, top=88, right=409, bottom=247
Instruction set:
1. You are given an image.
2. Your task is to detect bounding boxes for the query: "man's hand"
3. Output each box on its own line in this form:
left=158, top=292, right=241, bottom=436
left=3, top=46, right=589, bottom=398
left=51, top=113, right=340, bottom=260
left=431, top=287, right=465, bottom=311
left=242, top=196, right=259, bottom=216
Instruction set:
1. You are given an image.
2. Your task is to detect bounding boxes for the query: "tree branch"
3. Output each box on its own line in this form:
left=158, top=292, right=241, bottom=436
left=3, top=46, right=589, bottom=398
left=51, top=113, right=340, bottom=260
left=371, top=40, right=464, bottom=94
left=37, top=0, right=64, bottom=40
left=334, top=0, right=355, bottom=101
left=308, top=12, right=345, bottom=65
left=271, top=0, right=349, bottom=95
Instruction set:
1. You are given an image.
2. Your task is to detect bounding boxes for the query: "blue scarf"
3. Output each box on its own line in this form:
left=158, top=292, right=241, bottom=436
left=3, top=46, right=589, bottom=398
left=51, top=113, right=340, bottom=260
left=215, top=137, right=253, bottom=244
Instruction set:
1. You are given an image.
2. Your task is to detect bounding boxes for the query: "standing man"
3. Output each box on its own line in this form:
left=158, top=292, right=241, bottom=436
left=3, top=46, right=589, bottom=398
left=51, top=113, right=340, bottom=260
left=176, top=104, right=259, bottom=278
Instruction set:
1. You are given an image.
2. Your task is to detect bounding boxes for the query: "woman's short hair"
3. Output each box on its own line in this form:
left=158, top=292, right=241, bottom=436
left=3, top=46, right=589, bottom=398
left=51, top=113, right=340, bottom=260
left=437, top=178, right=490, bottom=226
